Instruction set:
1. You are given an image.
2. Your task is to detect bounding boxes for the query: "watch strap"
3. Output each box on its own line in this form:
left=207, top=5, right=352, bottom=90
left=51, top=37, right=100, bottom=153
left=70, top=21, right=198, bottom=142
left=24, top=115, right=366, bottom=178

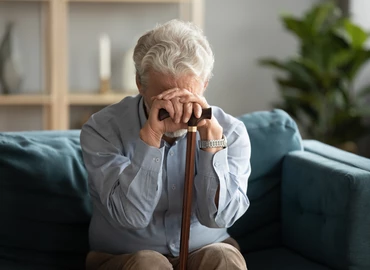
left=199, top=135, right=227, bottom=149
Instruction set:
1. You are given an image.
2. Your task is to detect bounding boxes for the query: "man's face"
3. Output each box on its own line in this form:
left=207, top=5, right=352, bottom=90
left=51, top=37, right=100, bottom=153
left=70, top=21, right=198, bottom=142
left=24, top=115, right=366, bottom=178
left=138, top=70, right=205, bottom=110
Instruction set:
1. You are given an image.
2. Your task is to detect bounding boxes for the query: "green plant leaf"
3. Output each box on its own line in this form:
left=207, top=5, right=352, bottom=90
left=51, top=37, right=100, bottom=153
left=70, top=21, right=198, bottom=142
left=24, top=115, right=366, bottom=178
left=259, top=2, right=370, bottom=147
left=282, top=16, right=307, bottom=39
left=259, top=58, right=287, bottom=71
left=346, top=50, right=370, bottom=81
left=344, top=19, right=369, bottom=49
left=285, top=60, right=319, bottom=90
left=260, top=59, right=319, bottom=91
left=276, top=77, right=310, bottom=92
left=306, top=1, right=340, bottom=35
left=295, top=58, right=322, bottom=78
left=328, top=50, right=355, bottom=71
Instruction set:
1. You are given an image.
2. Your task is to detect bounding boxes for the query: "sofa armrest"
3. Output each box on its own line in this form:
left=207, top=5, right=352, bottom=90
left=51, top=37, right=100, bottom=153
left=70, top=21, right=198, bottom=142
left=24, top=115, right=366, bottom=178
left=281, top=149, right=370, bottom=270
left=303, top=139, right=369, bottom=172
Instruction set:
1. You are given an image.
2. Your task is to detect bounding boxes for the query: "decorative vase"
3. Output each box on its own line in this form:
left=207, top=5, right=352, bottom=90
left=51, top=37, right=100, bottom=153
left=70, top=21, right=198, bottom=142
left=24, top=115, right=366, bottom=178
left=0, top=22, right=23, bottom=95
left=122, top=47, right=137, bottom=92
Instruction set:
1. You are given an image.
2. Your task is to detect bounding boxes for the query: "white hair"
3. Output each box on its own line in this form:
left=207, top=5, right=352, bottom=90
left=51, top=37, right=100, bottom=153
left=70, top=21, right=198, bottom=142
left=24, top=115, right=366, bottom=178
left=133, top=19, right=214, bottom=88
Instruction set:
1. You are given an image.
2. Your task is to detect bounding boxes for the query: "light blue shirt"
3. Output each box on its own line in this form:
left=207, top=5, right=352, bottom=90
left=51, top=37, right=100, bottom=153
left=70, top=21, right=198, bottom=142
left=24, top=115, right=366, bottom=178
left=80, top=94, right=251, bottom=256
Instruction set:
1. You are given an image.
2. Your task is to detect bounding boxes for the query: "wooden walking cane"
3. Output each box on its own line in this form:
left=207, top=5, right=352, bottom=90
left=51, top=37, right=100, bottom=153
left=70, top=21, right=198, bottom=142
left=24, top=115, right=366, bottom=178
left=159, top=107, right=212, bottom=270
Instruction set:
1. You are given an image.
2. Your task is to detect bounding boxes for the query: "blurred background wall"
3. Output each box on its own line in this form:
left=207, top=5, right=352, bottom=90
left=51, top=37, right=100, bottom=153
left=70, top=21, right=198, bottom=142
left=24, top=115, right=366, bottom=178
left=204, top=0, right=320, bottom=116
left=350, top=0, right=370, bottom=93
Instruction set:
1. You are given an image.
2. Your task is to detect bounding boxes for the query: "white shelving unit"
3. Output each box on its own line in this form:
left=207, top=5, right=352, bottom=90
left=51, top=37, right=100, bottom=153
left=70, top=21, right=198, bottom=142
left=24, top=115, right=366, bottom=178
left=0, top=0, right=204, bottom=130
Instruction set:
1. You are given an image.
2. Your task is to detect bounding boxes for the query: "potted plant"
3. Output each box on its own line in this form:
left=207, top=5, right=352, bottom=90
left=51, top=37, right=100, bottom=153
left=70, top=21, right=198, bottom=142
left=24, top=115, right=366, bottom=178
left=259, top=1, right=370, bottom=152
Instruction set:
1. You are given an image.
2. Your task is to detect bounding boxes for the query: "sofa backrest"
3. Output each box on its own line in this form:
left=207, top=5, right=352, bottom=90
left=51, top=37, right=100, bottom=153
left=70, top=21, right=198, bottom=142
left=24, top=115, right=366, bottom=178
left=228, top=109, right=303, bottom=253
left=0, top=130, right=91, bottom=270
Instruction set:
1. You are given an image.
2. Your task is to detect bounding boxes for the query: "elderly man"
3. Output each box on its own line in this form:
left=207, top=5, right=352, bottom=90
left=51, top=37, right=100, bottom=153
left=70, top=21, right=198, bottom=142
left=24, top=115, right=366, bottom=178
left=81, top=19, right=251, bottom=270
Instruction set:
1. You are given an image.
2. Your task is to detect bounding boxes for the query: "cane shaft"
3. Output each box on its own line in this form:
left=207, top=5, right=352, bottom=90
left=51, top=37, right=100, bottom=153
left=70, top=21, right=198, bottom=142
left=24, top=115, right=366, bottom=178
left=157, top=107, right=212, bottom=270
left=179, top=128, right=197, bottom=270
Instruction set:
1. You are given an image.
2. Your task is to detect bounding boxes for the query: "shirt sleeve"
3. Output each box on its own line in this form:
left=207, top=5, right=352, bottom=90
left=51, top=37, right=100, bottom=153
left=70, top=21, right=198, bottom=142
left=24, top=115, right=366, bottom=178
left=194, top=121, right=251, bottom=228
left=80, top=121, right=164, bottom=230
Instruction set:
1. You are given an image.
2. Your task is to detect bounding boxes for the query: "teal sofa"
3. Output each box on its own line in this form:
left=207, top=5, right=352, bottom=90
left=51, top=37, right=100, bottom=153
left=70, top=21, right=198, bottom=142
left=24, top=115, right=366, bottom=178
left=0, top=109, right=369, bottom=270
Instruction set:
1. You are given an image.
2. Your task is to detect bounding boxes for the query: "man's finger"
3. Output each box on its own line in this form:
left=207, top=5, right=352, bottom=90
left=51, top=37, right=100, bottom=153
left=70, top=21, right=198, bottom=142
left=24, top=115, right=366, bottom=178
left=193, top=103, right=202, bottom=119
left=160, top=89, right=192, bottom=100
left=155, top=88, right=181, bottom=100
left=171, top=97, right=183, bottom=124
left=179, top=94, right=208, bottom=109
left=152, top=99, right=175, bottom=120
left=182, top=102, right=193, bottom=123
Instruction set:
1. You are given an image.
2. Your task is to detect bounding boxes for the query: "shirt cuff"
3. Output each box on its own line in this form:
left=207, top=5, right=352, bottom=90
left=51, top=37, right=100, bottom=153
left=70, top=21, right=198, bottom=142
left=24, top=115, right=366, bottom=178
left=196, top=148, right=228, bottom=205
left=197, top=148, right=227, bottom=176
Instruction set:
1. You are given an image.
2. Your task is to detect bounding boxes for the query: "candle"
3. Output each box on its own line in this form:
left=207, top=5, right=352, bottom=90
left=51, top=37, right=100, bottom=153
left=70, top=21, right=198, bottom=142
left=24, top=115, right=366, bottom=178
left=122, top=47, right=137, bottom=92
left=99, top=34, right=111, bottom=79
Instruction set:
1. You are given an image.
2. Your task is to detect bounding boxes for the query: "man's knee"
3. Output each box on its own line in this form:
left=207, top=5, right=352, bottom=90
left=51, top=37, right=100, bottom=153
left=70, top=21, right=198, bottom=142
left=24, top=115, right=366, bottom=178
left=193, top=243, right=247, bottom=269
left=127, top=250, right=172, bottom=270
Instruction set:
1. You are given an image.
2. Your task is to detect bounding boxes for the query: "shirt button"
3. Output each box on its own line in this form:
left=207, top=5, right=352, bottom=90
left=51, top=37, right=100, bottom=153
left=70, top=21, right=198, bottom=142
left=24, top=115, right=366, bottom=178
left=170, top=243, right=175, bottom=248
left=172, top=184, right=176, bottom=190
left=153, top=157, right=160, bottom=163
left=169, top=151, right=174, bottom=156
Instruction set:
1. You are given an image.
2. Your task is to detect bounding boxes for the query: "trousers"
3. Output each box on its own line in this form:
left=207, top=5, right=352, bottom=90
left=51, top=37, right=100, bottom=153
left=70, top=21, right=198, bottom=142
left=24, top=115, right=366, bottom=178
left=86, top=238, right=247, bottom=270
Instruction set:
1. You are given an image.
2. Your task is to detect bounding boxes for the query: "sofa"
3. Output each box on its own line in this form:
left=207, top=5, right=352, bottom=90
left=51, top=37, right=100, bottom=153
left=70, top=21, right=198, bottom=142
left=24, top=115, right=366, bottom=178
left=0, top=109, right=369, bottom=270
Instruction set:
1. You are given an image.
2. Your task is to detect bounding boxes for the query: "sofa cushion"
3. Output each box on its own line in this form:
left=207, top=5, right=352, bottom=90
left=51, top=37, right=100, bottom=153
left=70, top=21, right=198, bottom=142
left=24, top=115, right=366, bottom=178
left=0, top=130, right=91, bottom=269
left=245, top=248, right=332, bottom=270
left=228, top=109, right=303, bottom=252
left=237, top=109, right=303, bottom=181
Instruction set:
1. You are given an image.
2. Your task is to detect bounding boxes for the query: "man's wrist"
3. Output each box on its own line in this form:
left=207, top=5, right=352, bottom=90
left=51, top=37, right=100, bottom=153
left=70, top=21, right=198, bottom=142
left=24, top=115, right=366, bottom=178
left=140, top=126, right=162, bottom=148
left=198, top=121, right=224, bottom=153
left=198, top=120, right=223, bottom=141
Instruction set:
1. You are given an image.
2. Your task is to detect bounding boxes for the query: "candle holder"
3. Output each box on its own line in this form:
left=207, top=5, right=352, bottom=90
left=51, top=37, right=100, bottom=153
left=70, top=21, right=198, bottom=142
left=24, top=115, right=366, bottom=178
left=100, top=77, right=110, bottom=94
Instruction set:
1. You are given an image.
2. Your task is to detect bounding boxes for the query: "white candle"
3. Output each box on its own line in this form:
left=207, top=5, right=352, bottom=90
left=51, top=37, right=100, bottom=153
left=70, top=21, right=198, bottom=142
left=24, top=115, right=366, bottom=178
left=122, top=47, right=137, bottom=92
left=99, top=34, right=111, bottom=79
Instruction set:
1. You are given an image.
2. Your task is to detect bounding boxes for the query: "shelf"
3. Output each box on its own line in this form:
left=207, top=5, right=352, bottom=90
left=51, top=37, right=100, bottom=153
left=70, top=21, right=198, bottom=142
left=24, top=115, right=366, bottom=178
left=68, top=92, right=136, bottom=105
left=0, top=0, right=184, bottom=3
left=0, top=0, right=49, bottom=2
left=0, top=0, right=202, bottom=130
left=0, top=94, right=51, bottom=106
left=67, top=0, right=184, bottom=3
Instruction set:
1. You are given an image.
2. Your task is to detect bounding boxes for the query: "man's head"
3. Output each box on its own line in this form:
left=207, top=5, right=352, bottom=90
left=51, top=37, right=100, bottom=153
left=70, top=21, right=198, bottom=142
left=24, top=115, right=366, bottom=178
left=133, top=20, right=214, bottom=138
left=133, top=19, right=214, bottom=92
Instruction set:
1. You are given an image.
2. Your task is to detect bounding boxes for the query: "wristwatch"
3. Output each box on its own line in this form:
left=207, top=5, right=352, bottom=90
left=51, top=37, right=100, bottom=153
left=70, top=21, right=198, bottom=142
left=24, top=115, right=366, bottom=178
left=199, top=135, right=227, bottom=149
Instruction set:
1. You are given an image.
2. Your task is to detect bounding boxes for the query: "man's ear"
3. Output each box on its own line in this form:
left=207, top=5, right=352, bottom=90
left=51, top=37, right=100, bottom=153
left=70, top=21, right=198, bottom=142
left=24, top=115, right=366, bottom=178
left=136, top=74, right=144, bottom=95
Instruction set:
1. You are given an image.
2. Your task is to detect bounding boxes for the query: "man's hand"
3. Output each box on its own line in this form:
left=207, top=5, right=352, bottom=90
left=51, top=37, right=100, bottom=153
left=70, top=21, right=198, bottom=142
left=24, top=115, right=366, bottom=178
left=155, top=89, right=224, bottom=153
left=140, top=90, right=188, bottom=148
